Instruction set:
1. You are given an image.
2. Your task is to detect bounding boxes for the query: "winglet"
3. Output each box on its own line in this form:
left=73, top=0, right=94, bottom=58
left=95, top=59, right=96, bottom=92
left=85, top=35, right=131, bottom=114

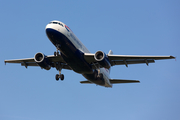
left=171, top=55, right=175, bottom=58
left=108, top=50, right=113, bottom=55
left=170, top=56, right=176, bottom=59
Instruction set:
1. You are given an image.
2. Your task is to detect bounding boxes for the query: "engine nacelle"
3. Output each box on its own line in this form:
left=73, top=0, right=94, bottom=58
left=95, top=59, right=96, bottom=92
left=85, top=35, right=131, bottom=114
left=94, top=51, right=111, bottom=69
left=34, top=53, right=51, bottom=70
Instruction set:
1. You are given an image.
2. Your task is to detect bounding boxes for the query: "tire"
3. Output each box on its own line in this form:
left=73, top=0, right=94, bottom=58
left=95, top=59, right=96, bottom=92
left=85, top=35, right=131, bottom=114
left=54, top=52, right=57, bottom=56
left=55, top=74, right=59, bottom=81
left=57, top=52, right=59, bottom=56
left=60, top=74, right=64, bottom=81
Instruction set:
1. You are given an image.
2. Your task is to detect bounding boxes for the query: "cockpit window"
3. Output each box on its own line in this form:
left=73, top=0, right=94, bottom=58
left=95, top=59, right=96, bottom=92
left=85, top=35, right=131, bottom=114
left=53, top=22, right=58, bottom=24
left=49, top=22, right=63, bottom=27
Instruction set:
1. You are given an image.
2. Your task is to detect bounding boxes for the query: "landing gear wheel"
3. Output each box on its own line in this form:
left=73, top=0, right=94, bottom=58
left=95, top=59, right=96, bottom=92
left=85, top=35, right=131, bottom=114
left=55, top=61, right=64, bottom=81
left=55, top=74, right=59, bottom=81
left=54, top=52, right=57, bottom=56
left=54, top=51, right=60, bottom=56
left=60, top=74, right=64, bottom=81
left=55, top=74, right=64, bottom=81
left=57, top=52, right=59, bottom=56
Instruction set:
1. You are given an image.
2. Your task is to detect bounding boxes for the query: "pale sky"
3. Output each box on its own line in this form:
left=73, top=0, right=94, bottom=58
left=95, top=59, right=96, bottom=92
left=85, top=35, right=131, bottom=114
left=0, top=0, right=179, bottom=120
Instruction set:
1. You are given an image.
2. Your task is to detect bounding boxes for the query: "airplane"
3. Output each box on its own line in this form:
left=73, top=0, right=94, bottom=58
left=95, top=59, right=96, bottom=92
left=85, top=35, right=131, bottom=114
left=4, top=20, right=175, bottom=88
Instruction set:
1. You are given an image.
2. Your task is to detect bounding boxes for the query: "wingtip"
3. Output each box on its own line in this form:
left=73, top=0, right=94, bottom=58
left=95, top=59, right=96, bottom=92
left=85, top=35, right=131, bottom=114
left=134, top=80, right=140, bottom=83
left=170, top=56, right=175, bottom=59
left=108, top=50, right=113, bottom=55
left=170, top=56, right=176, bottom=61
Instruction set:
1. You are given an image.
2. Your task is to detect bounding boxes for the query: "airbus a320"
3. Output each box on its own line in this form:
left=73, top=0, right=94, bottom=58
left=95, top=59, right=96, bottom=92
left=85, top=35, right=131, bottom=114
left=4, top=20, right=175, bottom=88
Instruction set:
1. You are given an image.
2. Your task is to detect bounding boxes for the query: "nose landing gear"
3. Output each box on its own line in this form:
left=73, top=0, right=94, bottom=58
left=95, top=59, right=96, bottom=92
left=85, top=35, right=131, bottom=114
left=54, top=45, right=64, bottom=81
left=55, top=62, right=64, bottom=81
left=56, top=73, right=64, bottom=81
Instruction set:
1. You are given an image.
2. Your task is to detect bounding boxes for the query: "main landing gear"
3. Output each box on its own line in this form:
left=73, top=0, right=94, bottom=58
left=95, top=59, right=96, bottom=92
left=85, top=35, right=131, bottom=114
left=54, top=44, right=64, bottom=81
left=54, top=51, right=60, bottom=56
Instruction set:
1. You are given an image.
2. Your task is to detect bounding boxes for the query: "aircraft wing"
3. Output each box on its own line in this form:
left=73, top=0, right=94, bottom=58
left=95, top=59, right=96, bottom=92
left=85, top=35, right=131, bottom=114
left=84, top=53, right=175, bottom=67
left=4, top=55, right=72, bottom=70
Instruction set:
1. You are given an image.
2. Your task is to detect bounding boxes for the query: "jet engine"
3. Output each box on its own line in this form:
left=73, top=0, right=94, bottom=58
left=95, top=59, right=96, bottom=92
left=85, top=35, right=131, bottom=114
left=34, top=53, right=51, bottom=70
left=94, top=51, right=111, bottom=69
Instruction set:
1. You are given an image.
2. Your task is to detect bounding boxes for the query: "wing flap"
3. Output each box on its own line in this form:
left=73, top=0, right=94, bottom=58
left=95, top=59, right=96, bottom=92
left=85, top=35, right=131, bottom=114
left=21, top=62, right=38, bottom=66
left=111, top=59, right=155, bottom=66
left=109, top=79, right=140, bottom=84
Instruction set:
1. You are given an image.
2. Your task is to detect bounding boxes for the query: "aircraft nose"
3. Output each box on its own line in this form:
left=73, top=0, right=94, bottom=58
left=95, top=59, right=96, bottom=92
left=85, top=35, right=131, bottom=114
left=45, top=23, right=59, bottom=36
left=46, top=28, right=52, bottom=34
left=46, top=28, right=56, bottom=40
left=46, top=27, right=64, bottom=46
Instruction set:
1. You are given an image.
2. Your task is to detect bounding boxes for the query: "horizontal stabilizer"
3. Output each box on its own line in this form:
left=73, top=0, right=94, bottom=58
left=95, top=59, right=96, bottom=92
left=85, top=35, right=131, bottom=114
left=110, top=79, right=140, bottom=84
left=80, top=79, right=140, bottom=84
left=80, top=81, right=92, bottom=84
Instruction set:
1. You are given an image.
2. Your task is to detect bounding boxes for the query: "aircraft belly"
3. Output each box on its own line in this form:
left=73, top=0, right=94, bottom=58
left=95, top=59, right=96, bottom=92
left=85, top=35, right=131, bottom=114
left=61, top=53, right=93, bottom=74
left=83, top=73, right=105, bottom=86
left=46, top=28, right=93, bottom=74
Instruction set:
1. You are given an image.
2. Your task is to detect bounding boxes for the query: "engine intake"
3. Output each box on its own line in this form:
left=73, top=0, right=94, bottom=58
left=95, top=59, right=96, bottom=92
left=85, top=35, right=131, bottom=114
left=34, top=53, right=51, bottom=70
left=94, top=51, right=111, bottom=69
